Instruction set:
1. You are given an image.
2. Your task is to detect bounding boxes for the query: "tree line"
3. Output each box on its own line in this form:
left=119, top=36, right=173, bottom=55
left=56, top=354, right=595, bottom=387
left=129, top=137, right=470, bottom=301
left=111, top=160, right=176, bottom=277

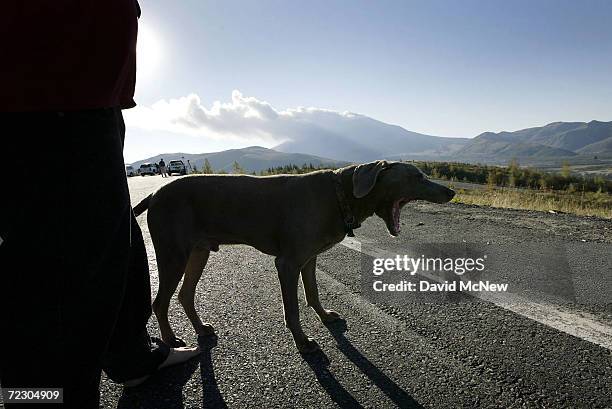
left=195, top=158, right=610, bottom=193
left=196, top=160, right=329, bottom=176
left=413, top=160, right=610, bottom=193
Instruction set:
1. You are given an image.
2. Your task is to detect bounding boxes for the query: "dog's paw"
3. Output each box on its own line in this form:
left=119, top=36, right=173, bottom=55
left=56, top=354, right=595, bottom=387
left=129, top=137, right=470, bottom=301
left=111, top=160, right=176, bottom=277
left=296, top=337, right=320, bottom=354
left=196, top=323, right=215, bottom=336
left=318, top=309, right=341, bottom=323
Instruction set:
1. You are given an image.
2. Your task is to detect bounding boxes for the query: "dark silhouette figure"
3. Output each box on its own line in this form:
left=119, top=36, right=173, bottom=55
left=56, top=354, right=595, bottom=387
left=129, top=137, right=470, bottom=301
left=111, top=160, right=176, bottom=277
left=159, top=159, right=168, bottom=178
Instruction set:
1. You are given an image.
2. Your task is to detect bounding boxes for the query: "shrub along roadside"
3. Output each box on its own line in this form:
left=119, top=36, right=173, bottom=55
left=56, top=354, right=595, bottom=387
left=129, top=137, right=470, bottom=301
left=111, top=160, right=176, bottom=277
left=452, top=188, right=612, bottom=219
left=412, top=160, right=610, bottom=194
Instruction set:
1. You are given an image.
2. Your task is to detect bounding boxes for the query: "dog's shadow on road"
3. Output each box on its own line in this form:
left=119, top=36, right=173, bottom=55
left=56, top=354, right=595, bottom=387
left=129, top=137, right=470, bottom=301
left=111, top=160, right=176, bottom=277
left=198, top=334, right=228, bottom=409
left=302, top=350, right=365, bottom=409
left=302, top=319, right=423, bottom=409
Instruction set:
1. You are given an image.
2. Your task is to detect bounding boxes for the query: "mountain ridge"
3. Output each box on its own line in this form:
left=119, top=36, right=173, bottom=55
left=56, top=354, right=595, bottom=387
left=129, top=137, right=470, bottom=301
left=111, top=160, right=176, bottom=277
left=129, top=120, right=612, bottom=169
left=129, top=146, right=348, bottom=173
left=272, top=113, right=470, bottom=162
left=456, top=120, right=612, bottom=160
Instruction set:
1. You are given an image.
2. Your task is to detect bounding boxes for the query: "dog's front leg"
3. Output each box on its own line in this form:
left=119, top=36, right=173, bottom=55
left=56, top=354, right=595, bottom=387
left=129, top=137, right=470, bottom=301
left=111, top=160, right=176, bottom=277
left=301, top=256, right=341, bottom=324
left=275, top=256, right=319, bottom=354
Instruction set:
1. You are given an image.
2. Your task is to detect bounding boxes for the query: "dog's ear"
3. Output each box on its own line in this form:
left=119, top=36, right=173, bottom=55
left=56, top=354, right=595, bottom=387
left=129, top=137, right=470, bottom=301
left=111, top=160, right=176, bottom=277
left=352, top=160, right=390, bottom=198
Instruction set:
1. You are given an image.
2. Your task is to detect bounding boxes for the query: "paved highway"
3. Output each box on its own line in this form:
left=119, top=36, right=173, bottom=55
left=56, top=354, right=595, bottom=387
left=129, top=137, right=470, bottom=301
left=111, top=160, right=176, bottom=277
left=97, top=175, right=612, bottom=408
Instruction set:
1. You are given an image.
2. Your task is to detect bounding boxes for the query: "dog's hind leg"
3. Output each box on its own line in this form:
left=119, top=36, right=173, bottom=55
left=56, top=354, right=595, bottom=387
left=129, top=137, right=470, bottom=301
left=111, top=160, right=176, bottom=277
left=153, top=253, right=188, bottom=347
left=178, top=246, right=215, bottom=337
left=301, top=256, right=341, bottom=324
left=275, top=256, right=319, bottom=353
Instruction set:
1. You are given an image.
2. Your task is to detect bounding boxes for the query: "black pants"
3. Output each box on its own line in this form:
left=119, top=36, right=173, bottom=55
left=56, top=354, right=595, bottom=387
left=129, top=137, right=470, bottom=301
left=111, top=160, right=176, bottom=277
left=0, top=108, right=168, bottom=408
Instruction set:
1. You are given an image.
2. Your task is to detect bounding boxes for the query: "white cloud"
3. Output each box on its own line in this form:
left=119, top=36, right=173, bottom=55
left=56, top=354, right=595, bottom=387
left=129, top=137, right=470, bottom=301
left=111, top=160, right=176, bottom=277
left=123, top=90, right=447, bottom=163
left=124, top=90, right=359, bottom=146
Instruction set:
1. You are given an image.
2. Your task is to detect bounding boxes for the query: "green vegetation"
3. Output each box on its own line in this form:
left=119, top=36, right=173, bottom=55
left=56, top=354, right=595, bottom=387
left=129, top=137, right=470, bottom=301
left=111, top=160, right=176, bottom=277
left=202, top=159, right=214, bottom=174
left=232, top=161, right=245, bottom=174
left=258, top=163, right=331, bottom=175
left=415, top=159, right=611, bottom=218
left=453, top=188, right=612, bottom=219
left=193, top=161, right=332, bottom=175
left=412, top=160, right=611, bottom=193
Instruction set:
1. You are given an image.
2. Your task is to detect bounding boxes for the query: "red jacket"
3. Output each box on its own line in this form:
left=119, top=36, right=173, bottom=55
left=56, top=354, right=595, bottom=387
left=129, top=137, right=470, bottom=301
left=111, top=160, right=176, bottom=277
left=1, top=1, right=140, bottom=112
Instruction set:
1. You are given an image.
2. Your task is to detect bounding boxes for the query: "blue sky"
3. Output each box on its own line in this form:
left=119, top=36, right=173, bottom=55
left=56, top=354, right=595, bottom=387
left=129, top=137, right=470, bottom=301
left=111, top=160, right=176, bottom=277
left=125, top=0, right=612, bottom=162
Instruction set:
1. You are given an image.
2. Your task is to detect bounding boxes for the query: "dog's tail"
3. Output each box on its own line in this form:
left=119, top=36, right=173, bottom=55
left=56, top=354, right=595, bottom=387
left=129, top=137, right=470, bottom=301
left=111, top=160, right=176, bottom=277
left=133, top=194, right=152, bottom=217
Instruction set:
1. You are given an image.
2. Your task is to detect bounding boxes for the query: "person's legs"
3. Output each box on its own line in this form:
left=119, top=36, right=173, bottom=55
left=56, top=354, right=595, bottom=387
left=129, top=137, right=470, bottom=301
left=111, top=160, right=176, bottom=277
left=0, top=109, right=131, bottom=408
left=102, top=214, right=170, bottom=383
left=0, top=109, right=199, bottom=408
left=103, top=211, right=200, bottom=386
left=1, top=114, right=71, bottom=409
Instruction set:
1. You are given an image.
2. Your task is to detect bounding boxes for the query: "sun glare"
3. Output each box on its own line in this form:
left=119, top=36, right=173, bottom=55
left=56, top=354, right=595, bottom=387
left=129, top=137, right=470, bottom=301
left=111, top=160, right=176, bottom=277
left=137, top=22, right=162, bottom=82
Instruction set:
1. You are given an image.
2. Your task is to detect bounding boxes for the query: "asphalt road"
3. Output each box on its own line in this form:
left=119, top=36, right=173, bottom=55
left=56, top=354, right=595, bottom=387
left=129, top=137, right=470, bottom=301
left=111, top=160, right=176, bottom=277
left=98, top=175, right=612, bottom=409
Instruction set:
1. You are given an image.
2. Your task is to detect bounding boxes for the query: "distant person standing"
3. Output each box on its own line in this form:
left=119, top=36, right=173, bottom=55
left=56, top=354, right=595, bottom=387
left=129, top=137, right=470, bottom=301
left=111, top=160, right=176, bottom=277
left=159, top=158, right=168, bottom=177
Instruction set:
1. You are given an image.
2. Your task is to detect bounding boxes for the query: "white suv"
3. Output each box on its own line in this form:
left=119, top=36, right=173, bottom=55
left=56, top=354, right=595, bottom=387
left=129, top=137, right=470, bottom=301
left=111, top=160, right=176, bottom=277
left=138, top=163, right=158, bottom=176
left=168, top=160, right=187, bottom=175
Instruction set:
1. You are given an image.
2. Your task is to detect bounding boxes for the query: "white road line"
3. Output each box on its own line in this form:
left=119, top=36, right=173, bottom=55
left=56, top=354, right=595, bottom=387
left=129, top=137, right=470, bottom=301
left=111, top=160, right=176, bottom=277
left=341, top=236, right=612, bottom=351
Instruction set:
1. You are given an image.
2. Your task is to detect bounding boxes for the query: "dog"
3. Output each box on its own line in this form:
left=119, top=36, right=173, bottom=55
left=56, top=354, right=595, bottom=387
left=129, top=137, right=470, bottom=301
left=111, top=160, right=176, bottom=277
left=133, top=160, right=455, bottom=353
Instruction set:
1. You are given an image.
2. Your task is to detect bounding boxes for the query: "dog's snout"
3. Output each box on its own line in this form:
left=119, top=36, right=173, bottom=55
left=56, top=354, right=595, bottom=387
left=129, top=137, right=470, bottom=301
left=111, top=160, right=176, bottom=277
left=447, top=188, right=455, bottom=201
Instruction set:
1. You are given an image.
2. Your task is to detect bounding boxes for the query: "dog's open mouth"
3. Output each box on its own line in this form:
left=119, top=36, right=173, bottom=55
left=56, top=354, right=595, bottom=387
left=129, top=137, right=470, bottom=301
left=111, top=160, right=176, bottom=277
left=388, top=198, right=412, bottom=236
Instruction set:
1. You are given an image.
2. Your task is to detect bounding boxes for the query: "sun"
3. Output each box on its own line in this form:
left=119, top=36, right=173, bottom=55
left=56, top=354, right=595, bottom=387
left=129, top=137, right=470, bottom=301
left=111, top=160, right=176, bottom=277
left=137, top=22, right=162, bottom=82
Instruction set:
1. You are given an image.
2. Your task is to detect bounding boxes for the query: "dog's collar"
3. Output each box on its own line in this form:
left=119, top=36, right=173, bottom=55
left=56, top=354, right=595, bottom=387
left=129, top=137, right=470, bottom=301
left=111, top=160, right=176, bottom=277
left=332, top=172, right=360, bottom=237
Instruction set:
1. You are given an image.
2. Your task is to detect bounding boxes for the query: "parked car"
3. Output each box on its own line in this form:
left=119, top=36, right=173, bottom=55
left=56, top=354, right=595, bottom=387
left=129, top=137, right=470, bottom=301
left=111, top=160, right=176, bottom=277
left=125, top=165, right=136, bottom=177
left=168, top=160, right=187, bottom=175
left=139, top=162, right=159, bottom=176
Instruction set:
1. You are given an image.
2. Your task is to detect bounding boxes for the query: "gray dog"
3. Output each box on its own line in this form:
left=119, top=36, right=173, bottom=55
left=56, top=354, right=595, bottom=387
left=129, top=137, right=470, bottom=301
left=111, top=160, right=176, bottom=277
left=133, top=160, right=455, bottom=353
